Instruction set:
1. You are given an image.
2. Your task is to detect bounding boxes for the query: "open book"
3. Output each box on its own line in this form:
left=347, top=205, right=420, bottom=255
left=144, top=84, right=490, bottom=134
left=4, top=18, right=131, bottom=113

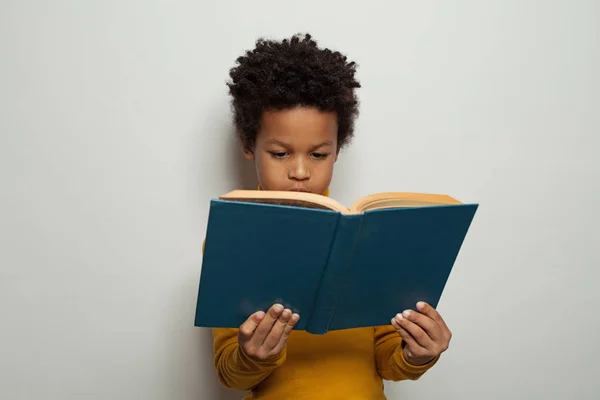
left=218, top=189, right=463, bottom=213
left=195, top=190, right=478, bottom=334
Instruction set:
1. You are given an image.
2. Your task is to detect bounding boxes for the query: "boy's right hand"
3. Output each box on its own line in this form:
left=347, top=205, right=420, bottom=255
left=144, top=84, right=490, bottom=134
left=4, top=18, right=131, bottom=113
left=238, top=304, right=300, bottom=361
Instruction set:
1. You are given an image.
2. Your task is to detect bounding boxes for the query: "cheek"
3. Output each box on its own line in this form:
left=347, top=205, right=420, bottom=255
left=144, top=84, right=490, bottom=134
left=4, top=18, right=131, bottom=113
left=321, top=160, right=336, bottom=180
left=255, top=154, right=282, bottom=182
left=311, top=158, right=335, bottom=183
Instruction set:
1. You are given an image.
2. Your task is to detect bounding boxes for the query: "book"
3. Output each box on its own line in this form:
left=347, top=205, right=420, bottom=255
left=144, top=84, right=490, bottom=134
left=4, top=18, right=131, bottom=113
left=194, top=190, right=478, bottom=335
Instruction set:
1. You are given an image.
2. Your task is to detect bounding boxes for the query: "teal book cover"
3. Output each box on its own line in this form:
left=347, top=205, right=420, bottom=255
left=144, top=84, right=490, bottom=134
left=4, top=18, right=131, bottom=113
left=194, top=191, right=478, bottom=335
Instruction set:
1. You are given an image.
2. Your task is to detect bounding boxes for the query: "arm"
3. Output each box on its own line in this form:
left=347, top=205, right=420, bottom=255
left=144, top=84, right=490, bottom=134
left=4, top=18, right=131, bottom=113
left=375, top=301, right=451, bottom=381
left=212, top=327, right=285, bottom=390
left=212, top=304, right=299, bottom=391
left=374, top=325, right=438, bottom=381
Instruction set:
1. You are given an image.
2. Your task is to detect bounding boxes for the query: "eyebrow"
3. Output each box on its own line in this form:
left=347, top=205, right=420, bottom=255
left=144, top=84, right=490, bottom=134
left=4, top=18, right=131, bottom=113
left=265, top=139, right=334, bottom=150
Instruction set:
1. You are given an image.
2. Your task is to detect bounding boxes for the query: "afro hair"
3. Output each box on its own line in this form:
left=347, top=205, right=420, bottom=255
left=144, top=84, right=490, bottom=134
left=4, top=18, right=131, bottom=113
left=227, top=33, right=360, bottom=151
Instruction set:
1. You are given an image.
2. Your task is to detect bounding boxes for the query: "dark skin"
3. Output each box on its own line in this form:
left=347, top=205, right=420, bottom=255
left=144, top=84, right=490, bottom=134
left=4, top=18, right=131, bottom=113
left=239, top=106, right=451, bottom=365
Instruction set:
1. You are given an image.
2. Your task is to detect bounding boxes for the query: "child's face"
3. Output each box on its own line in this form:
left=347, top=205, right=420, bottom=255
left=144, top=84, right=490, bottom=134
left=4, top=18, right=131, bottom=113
left=244, top=107, right=338, bottom=195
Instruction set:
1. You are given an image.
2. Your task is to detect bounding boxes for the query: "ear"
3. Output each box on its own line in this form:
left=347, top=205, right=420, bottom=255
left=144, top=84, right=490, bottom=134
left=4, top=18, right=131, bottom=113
left=243, top=146, right=255, bottom=160
left=238, top=135, right=255, bottom=160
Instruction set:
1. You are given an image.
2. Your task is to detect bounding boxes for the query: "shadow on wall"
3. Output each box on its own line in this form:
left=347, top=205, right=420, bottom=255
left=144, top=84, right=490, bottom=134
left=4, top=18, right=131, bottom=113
left=196, top=127, right=257, bottom=400
left=227, top=128, right=258, bottom=191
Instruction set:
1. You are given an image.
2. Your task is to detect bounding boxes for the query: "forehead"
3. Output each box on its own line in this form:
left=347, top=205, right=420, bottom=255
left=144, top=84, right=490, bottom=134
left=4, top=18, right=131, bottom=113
left=258, top=107, right=338, bottom=145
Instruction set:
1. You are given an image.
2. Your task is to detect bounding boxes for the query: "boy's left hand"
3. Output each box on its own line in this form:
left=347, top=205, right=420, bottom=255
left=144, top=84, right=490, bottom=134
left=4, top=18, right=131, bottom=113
left=391, top=301, right=451, bottom=366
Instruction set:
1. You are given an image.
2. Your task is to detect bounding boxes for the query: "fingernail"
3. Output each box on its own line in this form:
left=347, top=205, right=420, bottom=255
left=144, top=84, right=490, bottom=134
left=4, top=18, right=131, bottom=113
left=417, top=301, right=425, bottom=309
left=403, top=310, right=411, bottom=318
left=273, top=304, right=283, bottom=313
left=395, top=313, right=403, bottom=321
left=256, top=311, right=265, bottom=320
left=292, top=313, right=300, bottom=321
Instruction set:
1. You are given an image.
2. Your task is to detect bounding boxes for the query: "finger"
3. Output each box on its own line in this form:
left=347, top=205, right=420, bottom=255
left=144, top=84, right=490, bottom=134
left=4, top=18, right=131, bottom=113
left=401, top=309, right=440, bottom=341
left=239, top=311, right=266, bottom=340
left=391, top=317, right=421, bottom=350
left=395, top=313, right=434, bottom=349
left=262, top=308, right=292, bottom=349
left=250, top=304, right=283, bottom=346
left=274, top=313, right=300, bottom=351
left=416, top=302, right=449, bottom=330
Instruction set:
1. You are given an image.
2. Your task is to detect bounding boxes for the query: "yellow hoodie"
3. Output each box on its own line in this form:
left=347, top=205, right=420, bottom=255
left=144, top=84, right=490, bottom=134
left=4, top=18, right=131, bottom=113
left=205, top=189, right=438, bottom=399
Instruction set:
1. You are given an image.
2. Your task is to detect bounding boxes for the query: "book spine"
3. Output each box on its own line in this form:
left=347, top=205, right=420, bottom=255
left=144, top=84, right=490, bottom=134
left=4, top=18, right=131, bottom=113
left=305, top=214, right=363, bottom=334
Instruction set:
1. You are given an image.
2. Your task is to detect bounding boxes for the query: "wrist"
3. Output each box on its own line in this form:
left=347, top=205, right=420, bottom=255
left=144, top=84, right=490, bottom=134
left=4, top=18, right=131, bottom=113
left=238, top=343, right=287, bottom=367
left=402, top=346, right=435, bottom=366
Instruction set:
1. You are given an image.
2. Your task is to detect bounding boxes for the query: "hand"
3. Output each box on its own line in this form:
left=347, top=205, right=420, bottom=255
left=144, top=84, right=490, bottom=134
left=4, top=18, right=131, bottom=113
left=391, top=301, right=451, bottom=366
left=238, top=303, right=300, bottom=361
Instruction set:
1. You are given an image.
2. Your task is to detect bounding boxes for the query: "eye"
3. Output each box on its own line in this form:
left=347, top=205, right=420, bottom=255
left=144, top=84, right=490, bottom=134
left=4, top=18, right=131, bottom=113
left=269, top=151, right=288, bottom=159
left=311, top=152, right=330, bottom=160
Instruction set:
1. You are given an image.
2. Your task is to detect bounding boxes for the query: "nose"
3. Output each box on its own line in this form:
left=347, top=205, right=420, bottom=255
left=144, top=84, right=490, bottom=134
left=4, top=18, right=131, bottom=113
left=288, top=157, right=310, bottom=181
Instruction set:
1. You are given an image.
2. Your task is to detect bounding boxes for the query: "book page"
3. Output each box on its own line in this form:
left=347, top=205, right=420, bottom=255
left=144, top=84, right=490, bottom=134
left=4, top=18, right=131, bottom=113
left=350, top=192, right=462, bottom=213
left=226, top=197, right=335, bottom=211
left=219, top=190, right=351, bottom=213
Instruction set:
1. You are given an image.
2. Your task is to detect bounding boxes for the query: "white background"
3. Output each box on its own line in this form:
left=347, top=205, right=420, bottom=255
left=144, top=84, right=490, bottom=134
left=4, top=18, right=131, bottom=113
left=1, top=1, right=598, bottom=399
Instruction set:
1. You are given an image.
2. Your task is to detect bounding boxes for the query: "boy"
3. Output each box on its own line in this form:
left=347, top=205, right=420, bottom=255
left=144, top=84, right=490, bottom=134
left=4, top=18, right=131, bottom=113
left=211, top=33, right=452, bottom=399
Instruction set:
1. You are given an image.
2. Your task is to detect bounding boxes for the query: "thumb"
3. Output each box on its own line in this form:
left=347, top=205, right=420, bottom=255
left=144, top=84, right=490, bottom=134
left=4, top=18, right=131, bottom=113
left=239, top=311, right=265, bottom=339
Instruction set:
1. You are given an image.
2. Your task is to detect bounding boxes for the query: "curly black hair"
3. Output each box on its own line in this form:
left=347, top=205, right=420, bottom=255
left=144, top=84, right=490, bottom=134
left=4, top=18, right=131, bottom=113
left=227, top=33, right=361, bottom=151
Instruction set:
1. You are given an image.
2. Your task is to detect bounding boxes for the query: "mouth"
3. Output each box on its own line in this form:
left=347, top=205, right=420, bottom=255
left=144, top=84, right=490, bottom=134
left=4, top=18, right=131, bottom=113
left=289, top=188, right=310, bottom=193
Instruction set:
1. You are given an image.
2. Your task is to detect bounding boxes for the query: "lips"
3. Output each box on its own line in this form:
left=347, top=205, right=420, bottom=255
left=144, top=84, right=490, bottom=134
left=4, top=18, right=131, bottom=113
left=289, top=188, right=310, bottom=192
